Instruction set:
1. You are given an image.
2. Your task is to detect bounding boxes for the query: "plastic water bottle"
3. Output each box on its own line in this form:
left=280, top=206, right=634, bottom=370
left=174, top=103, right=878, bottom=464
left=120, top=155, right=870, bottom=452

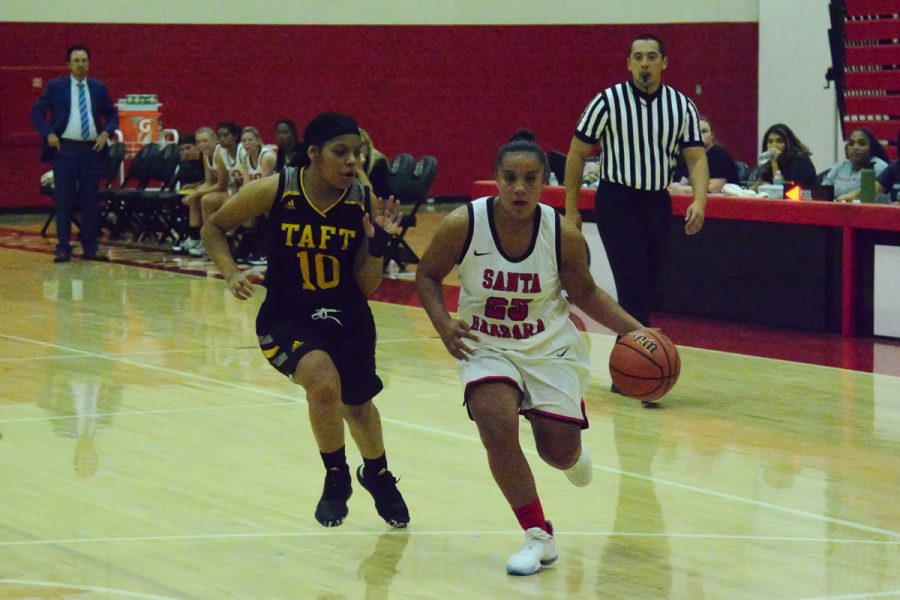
left=548, top=172, right=559, bottom=186
left=773, top=170, right=784, bottom=186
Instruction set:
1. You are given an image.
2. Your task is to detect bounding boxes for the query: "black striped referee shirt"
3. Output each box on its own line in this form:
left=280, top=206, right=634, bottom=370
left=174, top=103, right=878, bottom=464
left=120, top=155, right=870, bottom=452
left=575, top=81, right=704, bottom=191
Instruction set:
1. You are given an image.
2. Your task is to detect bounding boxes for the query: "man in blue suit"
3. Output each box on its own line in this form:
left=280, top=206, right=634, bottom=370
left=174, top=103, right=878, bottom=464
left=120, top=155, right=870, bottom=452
left=30, top=45, right=118, bottom=262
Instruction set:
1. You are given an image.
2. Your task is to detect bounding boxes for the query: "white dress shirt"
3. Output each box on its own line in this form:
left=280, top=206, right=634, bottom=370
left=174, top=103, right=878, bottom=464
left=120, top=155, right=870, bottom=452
left=62, top=75, right=98, bottom=141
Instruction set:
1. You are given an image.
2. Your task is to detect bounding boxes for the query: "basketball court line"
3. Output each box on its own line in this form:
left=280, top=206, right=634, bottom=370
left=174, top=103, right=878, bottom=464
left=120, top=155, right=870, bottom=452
left=800, top=591, right=900, bottom=600
left=0, top=580, right=180, bottom=600
left=0, top=530, right=897, bottom=549
left=0, top=400, right=298, bottom=424
left=2, top=330, right=899, bottom=542
left=0, top=337, right=434, bottom=364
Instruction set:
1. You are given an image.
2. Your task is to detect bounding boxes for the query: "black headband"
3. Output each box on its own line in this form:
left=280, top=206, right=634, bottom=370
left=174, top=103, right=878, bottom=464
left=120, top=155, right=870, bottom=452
left=305, top=114, right=360, bottom=147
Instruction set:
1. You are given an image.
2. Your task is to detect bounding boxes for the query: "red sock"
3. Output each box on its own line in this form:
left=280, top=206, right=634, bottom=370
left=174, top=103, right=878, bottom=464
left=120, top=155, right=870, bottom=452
left=512, top=497, right=550, bottom=533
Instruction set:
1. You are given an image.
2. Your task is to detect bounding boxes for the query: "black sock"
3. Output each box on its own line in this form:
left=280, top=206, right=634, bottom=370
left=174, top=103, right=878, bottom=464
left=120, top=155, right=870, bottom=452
left=363, top=453, right=388, bottom=478
left=320, top=447, right=347, bottom=471
left=189, top=227, right=200, bottom=240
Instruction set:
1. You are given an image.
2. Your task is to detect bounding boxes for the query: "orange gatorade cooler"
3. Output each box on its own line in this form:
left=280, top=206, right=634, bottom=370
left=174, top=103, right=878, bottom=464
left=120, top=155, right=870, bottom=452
left=117, top=94, right=161, bottom=158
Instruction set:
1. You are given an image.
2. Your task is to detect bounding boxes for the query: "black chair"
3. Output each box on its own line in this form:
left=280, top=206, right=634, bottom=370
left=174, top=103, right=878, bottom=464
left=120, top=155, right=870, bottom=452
left=104, top=143, right=161, bottom=240
left=816, top=169, right=830, bottom=185
left=384, top=154, right=437, bottom=266
left=135, top=143, right=186, bottom=243
left=386, top=153, right=413, bottom=197
left=40, top=142, right=126, bottom=238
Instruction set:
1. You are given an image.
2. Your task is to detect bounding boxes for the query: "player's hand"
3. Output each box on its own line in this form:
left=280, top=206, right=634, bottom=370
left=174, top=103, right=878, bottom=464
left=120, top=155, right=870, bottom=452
left=47, top=133, right=60, bottom=149
left=226, top=269, right=265, bottom=301
left=435, top=317, right=480, bottom=361
left=684, top=202, right=705, bottom=235
left=564, top=209, right=583, bottom=231
left=365, top=195, right=401, bottom=237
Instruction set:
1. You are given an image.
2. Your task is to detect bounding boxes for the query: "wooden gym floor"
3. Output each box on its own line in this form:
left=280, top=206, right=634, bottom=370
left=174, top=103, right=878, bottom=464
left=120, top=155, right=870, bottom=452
left=0, top=209, right=899, bottom=599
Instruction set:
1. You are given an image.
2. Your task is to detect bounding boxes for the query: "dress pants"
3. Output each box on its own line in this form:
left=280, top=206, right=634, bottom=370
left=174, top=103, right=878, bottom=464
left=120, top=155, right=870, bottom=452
left=594, top=180, right=672, bottom=326
left=52, top=141, right=104, bottom=254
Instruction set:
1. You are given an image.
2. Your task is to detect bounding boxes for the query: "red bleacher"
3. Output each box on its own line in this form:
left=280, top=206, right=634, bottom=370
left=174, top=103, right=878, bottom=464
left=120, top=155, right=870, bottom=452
left=838, top=3, right=900, bottom=159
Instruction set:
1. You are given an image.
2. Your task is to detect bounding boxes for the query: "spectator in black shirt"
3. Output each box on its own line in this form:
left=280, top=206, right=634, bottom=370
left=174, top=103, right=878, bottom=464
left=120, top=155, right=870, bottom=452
left=752, top=123, right=817, bottom=188
left=875, top=159, right=900, bottom=204
left=273, top=119, right=298, bottom=173
left=669, top=117, right=738, bottom=193
left=357, top=128, right=392, bottom=200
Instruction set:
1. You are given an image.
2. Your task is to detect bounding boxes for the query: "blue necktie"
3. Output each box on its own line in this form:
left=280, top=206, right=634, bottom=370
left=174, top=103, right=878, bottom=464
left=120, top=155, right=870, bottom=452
left=77, top=82, right=90, bottom=140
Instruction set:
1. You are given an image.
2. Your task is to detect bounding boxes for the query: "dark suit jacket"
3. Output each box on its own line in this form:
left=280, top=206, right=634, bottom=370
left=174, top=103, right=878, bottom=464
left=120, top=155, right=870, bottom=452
left=30, top=76, right=119, bottom=161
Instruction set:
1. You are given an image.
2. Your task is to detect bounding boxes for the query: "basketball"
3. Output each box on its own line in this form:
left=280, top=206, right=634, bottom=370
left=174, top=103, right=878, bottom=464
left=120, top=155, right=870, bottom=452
left=609, top=329, right=680, bottom=402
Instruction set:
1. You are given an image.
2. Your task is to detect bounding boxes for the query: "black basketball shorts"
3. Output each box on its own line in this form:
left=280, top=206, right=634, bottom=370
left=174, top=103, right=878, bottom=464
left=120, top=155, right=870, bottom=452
left=256, top=306, right=383, bottom=406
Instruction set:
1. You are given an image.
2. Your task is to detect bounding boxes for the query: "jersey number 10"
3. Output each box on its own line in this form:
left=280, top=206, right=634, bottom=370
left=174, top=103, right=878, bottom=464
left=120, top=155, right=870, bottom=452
left=297, top=251, right=340, bottom=291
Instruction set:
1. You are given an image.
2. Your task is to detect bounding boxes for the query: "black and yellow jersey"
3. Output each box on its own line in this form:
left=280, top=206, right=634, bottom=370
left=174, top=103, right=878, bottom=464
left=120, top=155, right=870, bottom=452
left=260, top=166, right=370, bottom=319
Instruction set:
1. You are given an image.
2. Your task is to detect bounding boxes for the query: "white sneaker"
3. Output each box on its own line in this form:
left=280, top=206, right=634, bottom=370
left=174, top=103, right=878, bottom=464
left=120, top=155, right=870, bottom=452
left=564, top=445, right=593, bottom=487
left=506, top=522, right=558, bottom=576
left=188, top=241, right=207, bottom=258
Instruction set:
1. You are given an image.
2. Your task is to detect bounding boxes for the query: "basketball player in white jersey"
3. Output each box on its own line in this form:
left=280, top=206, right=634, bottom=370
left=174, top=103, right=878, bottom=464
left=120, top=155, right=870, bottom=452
left=239, top=127, right=276, bottom=182
left=201, top=122, right=243, bottom=223
left=173, top=126, right=217, bottom=255
left=235, top=126, right=275, bottom=264
left=416, top=136, right=644, bottom=576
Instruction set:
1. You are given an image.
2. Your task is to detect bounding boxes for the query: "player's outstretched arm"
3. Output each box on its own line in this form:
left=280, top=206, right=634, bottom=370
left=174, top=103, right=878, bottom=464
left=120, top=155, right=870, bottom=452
left=201, top=176, right=277, bottom=300
left=415, top=206, right=479, bottom=360
left=558, top=217, right=643, bottom=335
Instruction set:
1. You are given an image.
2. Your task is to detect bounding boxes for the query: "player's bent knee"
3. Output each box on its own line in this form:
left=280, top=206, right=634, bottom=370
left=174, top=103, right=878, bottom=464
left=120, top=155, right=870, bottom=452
left=305, top=384, right=341, bottom=412
left=537, top=442, right=580, bottom=470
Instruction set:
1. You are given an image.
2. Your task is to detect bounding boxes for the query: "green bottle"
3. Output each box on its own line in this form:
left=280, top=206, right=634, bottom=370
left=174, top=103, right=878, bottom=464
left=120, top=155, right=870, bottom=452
left=860, top=168, right=875, bottom=203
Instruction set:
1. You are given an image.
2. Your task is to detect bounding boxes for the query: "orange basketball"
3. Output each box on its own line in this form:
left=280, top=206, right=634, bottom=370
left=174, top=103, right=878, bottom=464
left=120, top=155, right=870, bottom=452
left=609, top=329, right=680, bottom=402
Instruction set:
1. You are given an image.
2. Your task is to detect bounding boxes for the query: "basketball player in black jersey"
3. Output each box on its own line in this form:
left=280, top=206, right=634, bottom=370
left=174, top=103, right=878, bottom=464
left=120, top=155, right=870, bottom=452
left=201, top=112, right=409, bottom=528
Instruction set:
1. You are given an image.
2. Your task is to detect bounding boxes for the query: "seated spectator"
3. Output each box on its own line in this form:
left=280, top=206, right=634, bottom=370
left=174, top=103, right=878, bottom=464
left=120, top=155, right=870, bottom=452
left=357, top=128, right=391, bottom=199
left=669, top=117, right=738, bottom=193
left=825, top=128, right=890, bottom=202
left=273, top=119, right=298, bottom=173
left=752, top=123, right=817, bottom=188
left=874, top=157, right=900, bottom=204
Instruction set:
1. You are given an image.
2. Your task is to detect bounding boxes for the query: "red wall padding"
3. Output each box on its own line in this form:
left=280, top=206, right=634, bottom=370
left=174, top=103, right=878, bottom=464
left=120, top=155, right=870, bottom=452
left=1, top=22, right=758, bottom=209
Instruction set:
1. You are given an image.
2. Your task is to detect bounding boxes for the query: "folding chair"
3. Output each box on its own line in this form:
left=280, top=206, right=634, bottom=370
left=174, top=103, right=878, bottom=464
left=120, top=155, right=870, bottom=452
left=384, top=154, right=438, bottom=266
left=104, top=143, right=160, bottom=240
left=135, top=143, right=185, bottom=243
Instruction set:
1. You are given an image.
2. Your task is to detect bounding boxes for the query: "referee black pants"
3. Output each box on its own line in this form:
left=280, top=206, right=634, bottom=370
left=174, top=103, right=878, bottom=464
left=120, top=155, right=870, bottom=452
left=594, top=180, right=672, bottom=326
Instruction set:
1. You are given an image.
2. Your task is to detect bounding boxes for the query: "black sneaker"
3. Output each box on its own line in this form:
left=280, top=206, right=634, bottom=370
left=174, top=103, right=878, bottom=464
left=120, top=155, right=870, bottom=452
left=315, top=465, right=352, bottom=527
left=356, top=465, right=410, bottom=528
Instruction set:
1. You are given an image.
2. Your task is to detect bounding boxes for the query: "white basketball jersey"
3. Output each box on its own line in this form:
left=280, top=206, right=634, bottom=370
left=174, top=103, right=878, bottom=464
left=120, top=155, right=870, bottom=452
left=456, top=197, right=582, bottom=354
left=216, top=144, right=245, bottom=192
left=205, top=147, right=218, bottom=181
left=242, top=146, right=274, bottom=181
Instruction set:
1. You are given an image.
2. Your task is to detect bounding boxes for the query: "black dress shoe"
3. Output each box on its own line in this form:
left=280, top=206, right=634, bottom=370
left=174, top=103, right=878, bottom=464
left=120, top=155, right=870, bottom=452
left=82, top=251, right=108, bottom=262
left=53, top=249, right=71, bottom=263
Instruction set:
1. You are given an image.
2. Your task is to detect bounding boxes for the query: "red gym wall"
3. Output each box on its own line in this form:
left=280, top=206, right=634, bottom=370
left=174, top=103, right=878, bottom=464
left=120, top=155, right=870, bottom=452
left=0, top=22, right=757, bottom=209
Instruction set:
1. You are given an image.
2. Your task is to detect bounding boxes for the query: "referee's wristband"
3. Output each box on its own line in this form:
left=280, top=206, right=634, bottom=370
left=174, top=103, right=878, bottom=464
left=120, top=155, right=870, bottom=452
left=367, top=224, right=390, bottom=258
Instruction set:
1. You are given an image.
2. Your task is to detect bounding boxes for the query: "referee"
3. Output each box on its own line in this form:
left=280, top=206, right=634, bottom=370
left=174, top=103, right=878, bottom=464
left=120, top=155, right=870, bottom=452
left=564, top=34, right=708, bottom=326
